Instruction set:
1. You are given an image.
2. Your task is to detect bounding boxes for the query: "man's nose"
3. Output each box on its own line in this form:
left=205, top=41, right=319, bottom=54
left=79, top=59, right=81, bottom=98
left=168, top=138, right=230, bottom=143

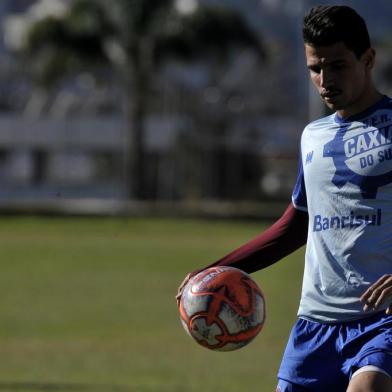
left=320, top=70, right=334, bottom=88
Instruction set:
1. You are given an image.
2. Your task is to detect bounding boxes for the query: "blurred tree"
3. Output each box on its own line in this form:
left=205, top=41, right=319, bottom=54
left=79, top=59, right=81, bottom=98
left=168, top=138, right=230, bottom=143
left=22, top=0, right=265, bottom=199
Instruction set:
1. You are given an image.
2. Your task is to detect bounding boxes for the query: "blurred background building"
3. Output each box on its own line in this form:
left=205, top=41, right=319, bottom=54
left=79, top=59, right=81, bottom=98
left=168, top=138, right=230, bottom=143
left=0, top=0, right=392, bottom=216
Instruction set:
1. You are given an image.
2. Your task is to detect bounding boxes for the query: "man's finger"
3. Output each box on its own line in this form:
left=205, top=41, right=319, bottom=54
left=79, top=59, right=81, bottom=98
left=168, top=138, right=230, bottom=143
left=374, top=286, right=392, bottom=309
left=361, top=275, right=392, bottom=311
left=360, top=275, right=392, bottom=303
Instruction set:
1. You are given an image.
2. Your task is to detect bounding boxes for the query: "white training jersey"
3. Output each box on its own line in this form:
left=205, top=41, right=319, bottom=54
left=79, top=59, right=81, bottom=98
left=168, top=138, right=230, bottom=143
left=292, top=95, right=392, bottom=322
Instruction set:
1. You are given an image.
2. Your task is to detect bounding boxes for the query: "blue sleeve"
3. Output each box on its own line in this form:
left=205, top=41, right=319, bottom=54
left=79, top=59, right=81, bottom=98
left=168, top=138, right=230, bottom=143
left=291, top=153, right=308, bottom=211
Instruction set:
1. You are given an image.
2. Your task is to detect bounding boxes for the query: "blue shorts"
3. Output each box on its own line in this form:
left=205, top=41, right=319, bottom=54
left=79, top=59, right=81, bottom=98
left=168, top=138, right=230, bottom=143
left=277, top=312, right=392, bottom=391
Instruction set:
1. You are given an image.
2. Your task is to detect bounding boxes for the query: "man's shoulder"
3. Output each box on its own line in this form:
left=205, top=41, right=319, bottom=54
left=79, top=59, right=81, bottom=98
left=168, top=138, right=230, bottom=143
left=303, top=113, right=336, bottom=133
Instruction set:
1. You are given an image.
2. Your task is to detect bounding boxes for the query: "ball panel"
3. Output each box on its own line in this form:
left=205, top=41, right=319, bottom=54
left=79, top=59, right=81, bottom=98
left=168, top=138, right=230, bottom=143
left=180, top=319, right=192, bottom=337
left=218, top=302, right=263, bottom=335
left=180, top=282, right=210, bottom=318
left=255, top=293, right=266, bottom=324
left=189, top=315, right=224, bottom=346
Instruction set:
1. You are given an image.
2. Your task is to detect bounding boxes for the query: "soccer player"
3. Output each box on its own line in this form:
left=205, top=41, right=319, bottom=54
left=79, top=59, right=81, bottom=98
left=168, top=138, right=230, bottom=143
left=177, top=5, right=392, bottom=392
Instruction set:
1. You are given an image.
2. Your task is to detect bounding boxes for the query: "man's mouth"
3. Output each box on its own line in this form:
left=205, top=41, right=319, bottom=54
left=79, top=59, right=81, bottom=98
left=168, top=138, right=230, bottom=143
left=321, top=90, right=341, bottom=101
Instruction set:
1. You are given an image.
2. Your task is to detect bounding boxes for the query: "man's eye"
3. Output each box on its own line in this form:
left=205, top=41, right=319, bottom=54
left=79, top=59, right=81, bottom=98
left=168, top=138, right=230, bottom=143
left=309, top=67, right=321, bottom=74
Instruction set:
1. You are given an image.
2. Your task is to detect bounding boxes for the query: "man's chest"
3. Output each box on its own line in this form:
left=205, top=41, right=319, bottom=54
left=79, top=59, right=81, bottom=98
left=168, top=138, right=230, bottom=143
left=302, top=121, right=392, bottom=200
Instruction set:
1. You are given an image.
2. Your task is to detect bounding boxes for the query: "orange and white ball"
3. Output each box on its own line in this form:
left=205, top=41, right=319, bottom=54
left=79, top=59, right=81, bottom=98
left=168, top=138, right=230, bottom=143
left=179, top=266, right=266, bottom=351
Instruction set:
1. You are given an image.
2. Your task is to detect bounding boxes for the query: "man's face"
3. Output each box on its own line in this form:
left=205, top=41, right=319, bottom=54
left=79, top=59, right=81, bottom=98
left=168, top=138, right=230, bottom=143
left=305, top=42, right=374, bottom=116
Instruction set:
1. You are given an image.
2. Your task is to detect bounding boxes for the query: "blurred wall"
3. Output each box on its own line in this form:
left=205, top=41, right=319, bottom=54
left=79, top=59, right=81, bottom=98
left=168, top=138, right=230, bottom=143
left=0, top=0, right=391, bottom=212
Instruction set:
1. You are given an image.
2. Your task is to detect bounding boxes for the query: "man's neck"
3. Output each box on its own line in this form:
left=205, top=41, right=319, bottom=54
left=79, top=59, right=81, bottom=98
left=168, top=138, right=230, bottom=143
left=336, top=88, right=383, bottom=119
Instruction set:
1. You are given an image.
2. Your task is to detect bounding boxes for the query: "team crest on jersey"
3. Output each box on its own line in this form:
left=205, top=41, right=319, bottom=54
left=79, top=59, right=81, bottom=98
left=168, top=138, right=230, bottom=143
left=323, top=115, right=392, bottom=198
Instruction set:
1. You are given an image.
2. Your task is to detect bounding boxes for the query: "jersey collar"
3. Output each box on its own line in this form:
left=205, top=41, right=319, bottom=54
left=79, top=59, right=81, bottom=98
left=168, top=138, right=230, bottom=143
left=334, top=95, right=390, bottom=124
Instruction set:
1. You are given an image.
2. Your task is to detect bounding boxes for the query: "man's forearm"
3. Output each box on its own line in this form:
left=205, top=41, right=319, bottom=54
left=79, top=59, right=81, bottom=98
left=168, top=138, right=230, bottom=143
left=209, top=203, right=308, bottom=273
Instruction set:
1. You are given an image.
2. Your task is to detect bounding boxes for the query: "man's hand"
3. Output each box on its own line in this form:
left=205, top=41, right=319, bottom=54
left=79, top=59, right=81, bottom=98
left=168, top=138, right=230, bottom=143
left=176, top=269, right=202, bottom=307
left=360, top=274, right=392, bottom=314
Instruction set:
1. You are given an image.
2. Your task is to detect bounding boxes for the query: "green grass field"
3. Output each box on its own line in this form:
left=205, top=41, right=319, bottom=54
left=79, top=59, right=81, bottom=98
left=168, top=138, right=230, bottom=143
left=0, top=216, right=305, bottom=392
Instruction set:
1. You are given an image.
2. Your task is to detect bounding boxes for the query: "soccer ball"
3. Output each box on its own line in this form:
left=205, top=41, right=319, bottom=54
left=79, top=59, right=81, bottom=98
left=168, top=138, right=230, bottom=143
left=179, top=266, right=266, bottom=351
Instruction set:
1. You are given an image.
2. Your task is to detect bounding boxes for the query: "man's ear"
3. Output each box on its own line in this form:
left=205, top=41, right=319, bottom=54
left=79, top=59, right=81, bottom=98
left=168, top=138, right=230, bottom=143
left=362, top=47, right=376, bottom=70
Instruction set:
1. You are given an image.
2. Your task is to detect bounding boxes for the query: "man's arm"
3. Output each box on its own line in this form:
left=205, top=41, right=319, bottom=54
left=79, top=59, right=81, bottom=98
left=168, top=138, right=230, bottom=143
left=208, top=202, right=308, bottom=273
left=176, top=202, right=308, bottom=303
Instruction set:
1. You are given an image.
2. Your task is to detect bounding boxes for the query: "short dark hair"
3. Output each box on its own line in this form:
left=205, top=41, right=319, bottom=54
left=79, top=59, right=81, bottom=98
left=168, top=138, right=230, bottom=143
left=303, top=5, right=371, bottom=58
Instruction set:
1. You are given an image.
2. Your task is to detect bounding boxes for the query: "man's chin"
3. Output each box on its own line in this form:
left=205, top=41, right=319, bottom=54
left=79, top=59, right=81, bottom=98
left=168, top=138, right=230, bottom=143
left=324, top=99, right=344, bottom=112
